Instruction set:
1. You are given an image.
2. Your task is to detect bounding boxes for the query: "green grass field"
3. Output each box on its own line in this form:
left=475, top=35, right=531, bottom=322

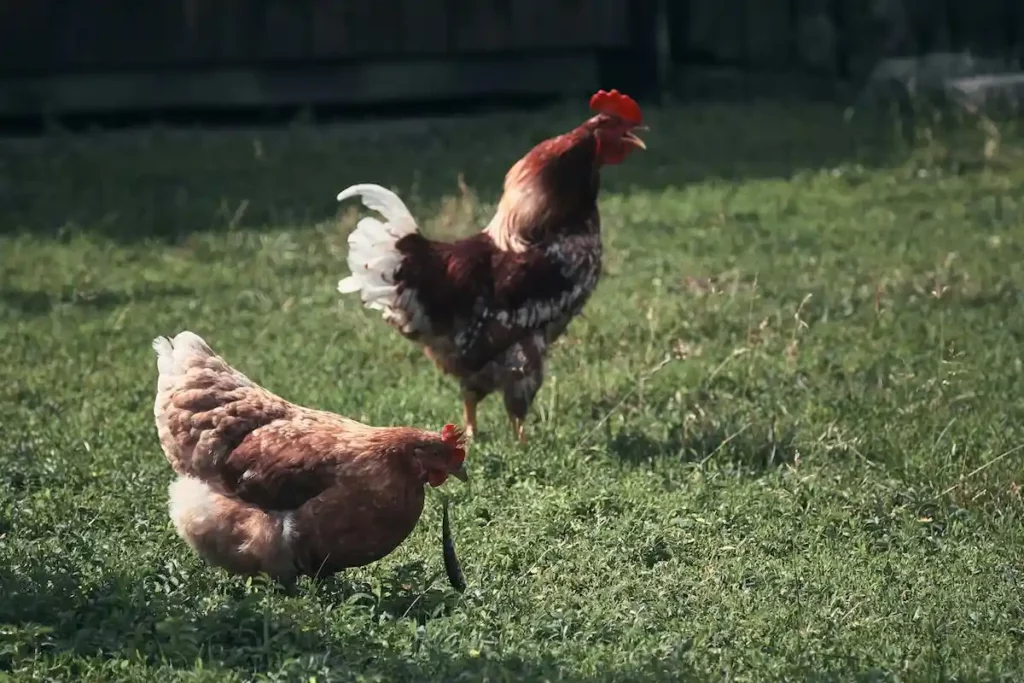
left=1, top=102, right=1023, bottom=682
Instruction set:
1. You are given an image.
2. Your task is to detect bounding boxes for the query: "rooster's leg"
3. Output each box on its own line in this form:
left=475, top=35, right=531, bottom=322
left=509, top=416, right=527, bottom=444
left=503, top=392, right=529, bottom=444
left=501, top=354, right=541, bottom=447
left=461, top=391, right=479, bottom=439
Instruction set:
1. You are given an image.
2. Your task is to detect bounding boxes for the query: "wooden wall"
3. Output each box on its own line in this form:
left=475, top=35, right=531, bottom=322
left=0, top=0, right=639, bottom=117
left=0, top=0, right=1019, bottom=117
left=669, top=0, right=1021, bottom=81
left=0, top=0, right=632, bottom=75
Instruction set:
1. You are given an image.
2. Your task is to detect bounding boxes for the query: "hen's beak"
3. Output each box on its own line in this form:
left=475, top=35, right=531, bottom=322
left=450, top=463, right=469, bottom=483
left=623, top=128, right=647, bottom=150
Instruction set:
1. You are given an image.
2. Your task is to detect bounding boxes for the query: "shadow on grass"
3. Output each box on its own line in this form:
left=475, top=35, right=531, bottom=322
left=0, top=556, right=700, bottom=681
left=0, top=283, right=195, bottom=317
left=0, top=102, right=897, bottom=244
left=608, top=416, right=798, bottom=472
left=0, top=553, right=982, bottom=680
left=300, top=559, right=462, bottom=625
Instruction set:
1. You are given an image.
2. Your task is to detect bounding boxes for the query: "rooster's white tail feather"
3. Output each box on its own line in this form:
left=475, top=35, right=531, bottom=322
left=336, top=183, right=421, bottom=322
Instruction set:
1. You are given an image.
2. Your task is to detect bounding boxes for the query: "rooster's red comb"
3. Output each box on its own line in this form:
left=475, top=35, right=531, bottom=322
left=589, top=89, right=643, bottom=124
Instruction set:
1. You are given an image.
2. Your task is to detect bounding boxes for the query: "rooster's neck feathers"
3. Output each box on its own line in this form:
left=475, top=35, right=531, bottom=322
left=484, top=126, right=600, bottom=252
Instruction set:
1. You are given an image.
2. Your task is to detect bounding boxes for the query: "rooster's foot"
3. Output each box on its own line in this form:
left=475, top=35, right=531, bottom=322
left=510, top=417, right=527, bottom=445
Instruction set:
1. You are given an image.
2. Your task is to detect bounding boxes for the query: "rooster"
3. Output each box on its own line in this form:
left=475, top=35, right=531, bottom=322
left=151, top=331, right=468, bottom=582
left=336, top=89, right=646, bottom=443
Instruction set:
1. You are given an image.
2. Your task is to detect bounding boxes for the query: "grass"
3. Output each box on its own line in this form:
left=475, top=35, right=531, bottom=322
left=1, top=101, right=1023, bottom=682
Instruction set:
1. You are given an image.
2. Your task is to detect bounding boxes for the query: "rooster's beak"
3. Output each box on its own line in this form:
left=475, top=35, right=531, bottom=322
left=624, top=129, right=647, bottom=150
left=450, top=463, right=469, bottom=483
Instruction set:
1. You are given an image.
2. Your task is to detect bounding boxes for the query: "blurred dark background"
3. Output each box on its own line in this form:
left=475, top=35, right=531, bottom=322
left=0, top=0, right=1020, bottom=131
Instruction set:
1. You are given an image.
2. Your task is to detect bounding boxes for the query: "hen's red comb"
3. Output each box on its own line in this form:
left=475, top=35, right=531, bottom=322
left=441, top=423, right=465, bottom=445
left=441, top=423, right=466, bottom=464
left=589, top=89, right=643, bottom=124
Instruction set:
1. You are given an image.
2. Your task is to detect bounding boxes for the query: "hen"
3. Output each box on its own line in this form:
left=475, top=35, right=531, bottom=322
left=152, top=330, right=468, bottom=582
left=336, top=89, right=646, bottom=443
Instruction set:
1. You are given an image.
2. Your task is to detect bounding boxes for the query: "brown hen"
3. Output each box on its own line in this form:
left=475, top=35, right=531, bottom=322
left=336, top=89, right=647, bottom=443
left=152, top=331, right=467, bottom=582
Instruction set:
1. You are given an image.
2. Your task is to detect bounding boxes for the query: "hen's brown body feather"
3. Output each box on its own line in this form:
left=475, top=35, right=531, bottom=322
left=153, top=331, right=459, bottom=580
